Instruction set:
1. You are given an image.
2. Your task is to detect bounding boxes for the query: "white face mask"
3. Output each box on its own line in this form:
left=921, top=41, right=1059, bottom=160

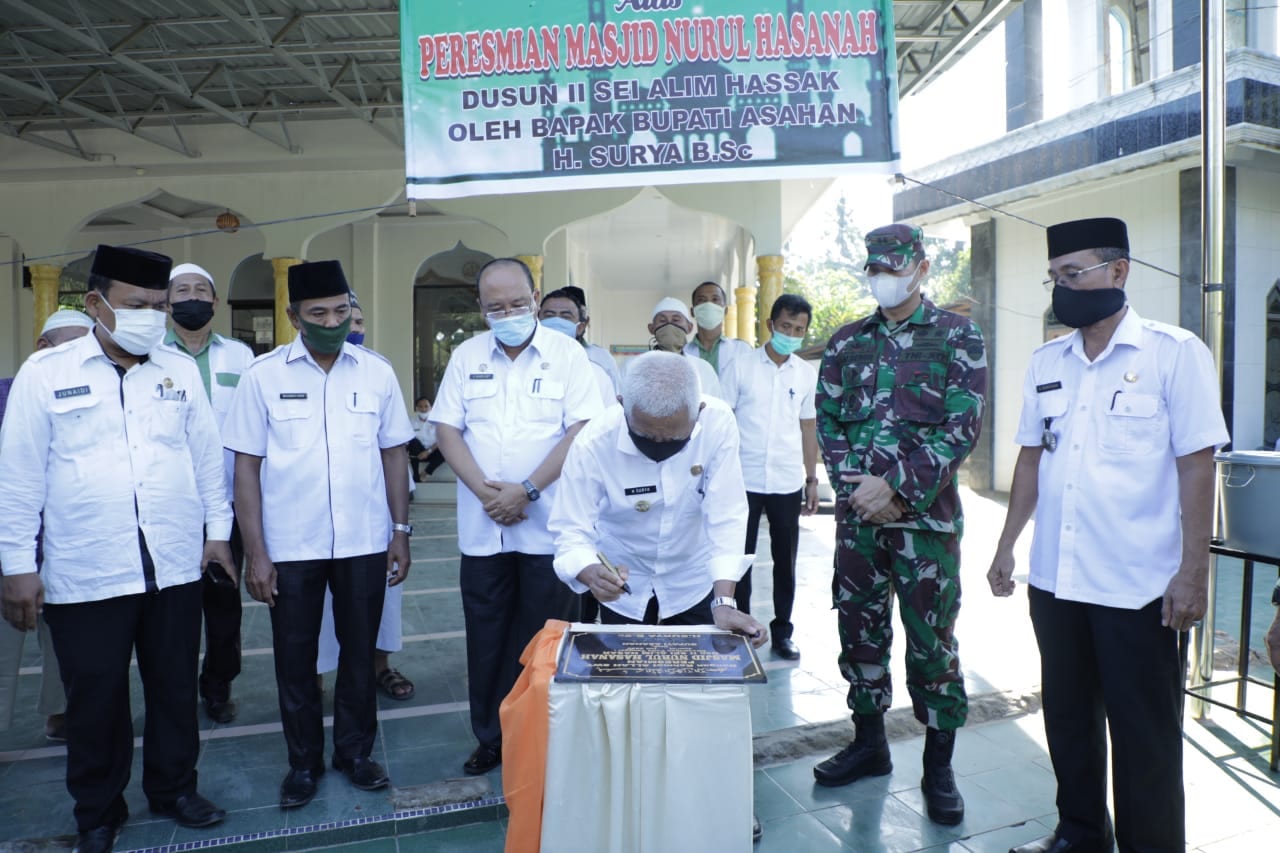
left=416, top=411, right=430, bottom=420
left=868, top=268, right=922, bottom=310
left=99, top=298, right=168, bottom=355
left=691, top=302, right=726, bottom=330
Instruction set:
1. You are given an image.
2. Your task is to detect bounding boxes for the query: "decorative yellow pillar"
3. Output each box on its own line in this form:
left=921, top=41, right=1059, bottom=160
left=30, top=264, right=62, bottom=347
left=734, top=286, right=756, bottom=347
left=515, top=254, right=544, bottom=294
left=271, top=257, right=301, bottom=345
left=723, top=298, right=738, bottom=340
left=756, top=255, right=784, bottom=345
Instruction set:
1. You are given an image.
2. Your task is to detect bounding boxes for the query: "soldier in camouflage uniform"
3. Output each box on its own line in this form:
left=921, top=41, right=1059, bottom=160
left=812, top=223, right=987, bottom=827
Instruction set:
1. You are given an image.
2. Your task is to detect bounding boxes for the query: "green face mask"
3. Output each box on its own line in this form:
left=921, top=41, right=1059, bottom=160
left=300, top=316, right=352, bottom=354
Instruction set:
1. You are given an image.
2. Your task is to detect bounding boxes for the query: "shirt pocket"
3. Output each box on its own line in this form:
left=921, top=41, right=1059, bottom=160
left=48, top=395, right=101, bottom=456
left=891, top=362, right=946, bottom=424
left=345, top=393, right=381, bottom=445
left=462, top=380, right=499, bottom=423
left=268, top=399, right=317, bottom=450
left=838, top=361, right=875, bottom=422
left=526, top=378, right=566, bottom=425
left=149, top=399, right=188, bottom=445
left=1101, top=392, right=1166, bottom=455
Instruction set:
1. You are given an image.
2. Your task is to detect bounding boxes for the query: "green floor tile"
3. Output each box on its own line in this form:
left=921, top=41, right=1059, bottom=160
left=810, top=798, right=964, bottom=852
left=397, top=819, right=506, bottom=852
left=753, top=769, right=807, bottom=822
left=754, top=812, right=851, bottom=852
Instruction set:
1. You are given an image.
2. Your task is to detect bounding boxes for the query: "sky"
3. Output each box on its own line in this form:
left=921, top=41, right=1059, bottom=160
left=787, top=18, right=1008, bottom=258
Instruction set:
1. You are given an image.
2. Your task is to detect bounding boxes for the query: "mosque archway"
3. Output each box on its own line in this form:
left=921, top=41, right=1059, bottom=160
left=413, top=242, right=494, bottom=399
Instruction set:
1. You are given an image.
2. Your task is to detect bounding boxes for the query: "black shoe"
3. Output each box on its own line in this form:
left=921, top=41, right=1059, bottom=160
left=149, top=792, right=226, bottom=829
left=813, top=713, right=892, bottom=787
left=203, top=698, right=237, bottom=724
left=76, top=805, right=128, bottom=853
left=464, top=743, right=502, bottom=775
left=280, top=766, right=323, bottom=809
left=771, top=638, right=800, bottom=660
left=44, top=713, right=67, bottom=743
left=920, top=728, right=964, bottom=826
left=752, top=813, right=762, bottom=842
left=332, top=755, right=390, bottom=791
left=1011, top=832, right=1115, bottom=853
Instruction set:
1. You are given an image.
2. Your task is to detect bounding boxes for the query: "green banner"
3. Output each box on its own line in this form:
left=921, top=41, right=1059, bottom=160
left=401, top=1, right=900, bottom=199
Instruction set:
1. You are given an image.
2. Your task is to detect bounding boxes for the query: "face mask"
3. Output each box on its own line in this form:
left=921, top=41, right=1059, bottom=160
left=416, top=411, right=431, bottom=421
left=169, top=299, right=215, bottom=332
left=541, top=317, right=579, bottom=338
left=770, top=331, right=804, bottom=356
left=489, top=312, right=537, bottom=347
left=300, top=316, right=351, bottom=354
left=691, top=302, right=726, bottom=330
left=98, top=298, right=167, bottom=356
left=346, top=332, right=365, bottom=346
left=653, top=323, right=688, bottom=351
left=628, top=427, right=691, bottom=463
left=1052, top=285, right=1126, bottom=328
left=868, top=268, right=921, bottom=309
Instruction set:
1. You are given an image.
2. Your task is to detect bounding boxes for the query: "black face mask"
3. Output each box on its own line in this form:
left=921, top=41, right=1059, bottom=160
left=1051, top=285, right=1125, bottom=329
left=170, top=299, right=215, bottom=331
left=628, top=427, right=691, bottom=463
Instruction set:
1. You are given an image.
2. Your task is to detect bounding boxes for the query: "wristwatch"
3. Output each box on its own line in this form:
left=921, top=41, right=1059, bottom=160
left=711, top=596, right=738, bottom=611
left=522, top=479, right=541, bottom=502
left=1271, top=577, right=1280, bottom=607
left=805, top=476, right=820, bottom=484
left=391, top=522, right=413, bottom=536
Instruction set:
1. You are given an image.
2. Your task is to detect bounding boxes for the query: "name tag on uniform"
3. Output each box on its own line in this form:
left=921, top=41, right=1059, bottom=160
left=1036, top=381, right=1063, bottom=393
left=53, top=385, right=91, bottom=399
left=469, top=373, right=494, bottom=380
left=279, top=392, right=308, bottom=400
left=625, top=485, right=657, bottom=496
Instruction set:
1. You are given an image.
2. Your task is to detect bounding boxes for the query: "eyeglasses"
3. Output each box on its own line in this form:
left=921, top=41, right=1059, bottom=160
left=483, top=304, right=533, bottom=322
left=1042, top=260, right=1110, bottom=291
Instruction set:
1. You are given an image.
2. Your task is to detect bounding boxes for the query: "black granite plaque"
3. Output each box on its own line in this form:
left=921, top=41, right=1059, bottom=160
left=554, top=630, right=767, bottom=684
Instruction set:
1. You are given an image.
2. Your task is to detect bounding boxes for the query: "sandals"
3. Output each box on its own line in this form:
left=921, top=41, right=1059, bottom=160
left=376, top=667, right=415, bottom=701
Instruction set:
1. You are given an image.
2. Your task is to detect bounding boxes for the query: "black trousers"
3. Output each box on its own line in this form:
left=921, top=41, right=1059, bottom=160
left=271, top=554, right=387, bottom=770
left=460, top=552, right=578, bottom=747
left=44, top=580, right=203, bottom=832
left=1028, top=586, right=1185, bottom=852
left=407, top=438, right=445, bottom=480
left=599, top=590, right=714, bottom=626
left=199, top=517, right=244, bottom=704
left=736, top=489, right=802, bottom=639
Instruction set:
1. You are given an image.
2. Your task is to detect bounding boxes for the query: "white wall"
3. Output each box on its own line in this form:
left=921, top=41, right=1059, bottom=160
left=1233, top=168, right=1280, bottom=449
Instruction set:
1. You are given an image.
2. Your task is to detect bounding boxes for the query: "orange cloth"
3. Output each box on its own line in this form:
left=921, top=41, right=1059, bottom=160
left=500, top=618, right=569, bottom=853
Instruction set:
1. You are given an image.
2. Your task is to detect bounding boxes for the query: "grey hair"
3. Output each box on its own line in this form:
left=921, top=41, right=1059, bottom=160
left=622, top=351, right=700, bottom=420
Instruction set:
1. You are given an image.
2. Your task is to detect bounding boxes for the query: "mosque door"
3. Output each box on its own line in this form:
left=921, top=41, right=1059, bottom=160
left=414, top=284, right=486, bottom=400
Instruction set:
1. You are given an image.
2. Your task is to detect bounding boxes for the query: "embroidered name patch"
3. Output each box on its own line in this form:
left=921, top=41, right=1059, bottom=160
left=53, top=385, right=91, bottom=399
left=624, top=485, right=658, bottom=496
left=469, top=373, right=494, bottom=380
left=1035, top=381, right=1063, bottom=393
left=279, top=392, right=308, bottom=400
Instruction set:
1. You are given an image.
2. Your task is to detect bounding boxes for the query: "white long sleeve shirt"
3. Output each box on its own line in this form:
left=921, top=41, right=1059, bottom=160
left=549, top=396, right=748, bottom=620
left=0, top=331, right=232, bottom=603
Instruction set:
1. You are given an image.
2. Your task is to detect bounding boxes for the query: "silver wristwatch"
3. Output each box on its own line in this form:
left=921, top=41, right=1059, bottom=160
left=711, top=596, right=738, bottom=611
left=391, top=522, right=413, bottom=536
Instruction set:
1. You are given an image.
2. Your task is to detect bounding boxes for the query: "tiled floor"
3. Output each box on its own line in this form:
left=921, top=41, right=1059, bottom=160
left=1, top=486, right=1277, bottom=851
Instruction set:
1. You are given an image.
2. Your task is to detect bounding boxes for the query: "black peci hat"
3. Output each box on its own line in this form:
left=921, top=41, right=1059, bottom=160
left=287, top=260, right=349, bottom=303
left=91, top=244, right=172, bottom=289
left=1046, top=217, right=1129, bottom=259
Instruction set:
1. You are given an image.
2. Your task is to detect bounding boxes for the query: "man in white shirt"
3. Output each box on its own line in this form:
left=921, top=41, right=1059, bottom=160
left=431, top=258, right=601, bottom=777
left=223, top=260, right=415, bottom=809
left=409, top=396, right=444, bottom=481
left=538, top=287, right=619, bottom=408
left=685, top=280, right=753, bottom=378
left=720, top=294, right=820, bottom=660
left=161, top=262, right=255, bottom=725
left=989, top=217, right=1229, bottom=853
left=0, top=309, right=93, bottom=746
left=561, top=285, right=623, bottom=396
left=0, top=245, right=233, bottom=851
left=647, top=297, right=722, bottom=398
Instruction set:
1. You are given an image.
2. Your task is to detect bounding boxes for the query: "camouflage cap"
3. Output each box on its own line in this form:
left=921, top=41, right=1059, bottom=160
left=864, top=223, right=925, bottom=272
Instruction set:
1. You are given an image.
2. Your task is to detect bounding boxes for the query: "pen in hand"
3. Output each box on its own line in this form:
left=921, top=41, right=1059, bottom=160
left=595, top=551, right=633, bottom=595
